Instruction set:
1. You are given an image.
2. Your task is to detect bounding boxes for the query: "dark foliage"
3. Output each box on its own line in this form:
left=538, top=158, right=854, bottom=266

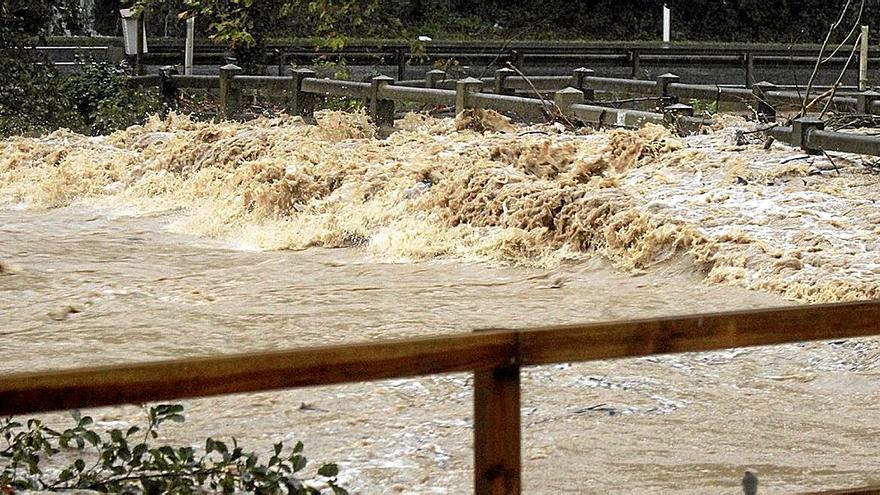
left=1, top=405, right=347, bottom=494
left=87, top=0, right=878, bottom=44
left=1, top=1, right=160, bottom=136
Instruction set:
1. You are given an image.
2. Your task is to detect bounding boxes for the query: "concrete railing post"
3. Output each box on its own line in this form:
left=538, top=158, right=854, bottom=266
left=456, top=77, right=483, bottom=114
left=218, top=63, right=243, bottom=120
left=656, top=73, right=680, bottom=106
left=425, top=69, right=447, bottom=89
left=752, top=81, right=777, bottom=122
left=290, top=68, right=317, bottom=120
left=158, top=65, right=179, bottom=116
left=370, top=75, right=396, bottom=130
left=571, top=67, right=595, bottom=101
left=857, top=90, right=880, bottom=114
left=494, top=68, right=516, bottom=95
left=554, top=87, right=585, bottom=117
left=663, top=102, right=694, bottom=125
left=791, top=117, right=825, bottom=153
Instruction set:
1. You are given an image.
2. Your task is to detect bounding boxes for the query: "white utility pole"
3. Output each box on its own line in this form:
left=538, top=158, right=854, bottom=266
left=859, top=25, right=869, bottom=92
left=185, top=17, right=195, bottom=76
left=663, top=4, right=671, bottom=43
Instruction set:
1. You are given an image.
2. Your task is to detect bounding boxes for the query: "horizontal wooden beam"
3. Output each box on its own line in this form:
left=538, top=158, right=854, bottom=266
left=799, top=485, right=880, bottom=495
left=0, top=333, right=516, bottom=416
left=1, top=301, right=879, bottom=416
left=517, top=301, right=880, bottom=366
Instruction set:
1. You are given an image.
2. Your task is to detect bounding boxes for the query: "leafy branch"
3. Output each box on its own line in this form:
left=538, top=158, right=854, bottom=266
left=1, top=405, right=346, bottom=494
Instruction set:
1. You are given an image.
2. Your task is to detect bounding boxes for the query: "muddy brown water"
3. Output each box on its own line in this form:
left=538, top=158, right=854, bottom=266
left=2, top=205, right=879, bottom=494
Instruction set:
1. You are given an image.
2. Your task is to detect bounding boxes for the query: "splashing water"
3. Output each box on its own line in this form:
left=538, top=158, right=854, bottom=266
left=1, top=110, right=878, bottom=303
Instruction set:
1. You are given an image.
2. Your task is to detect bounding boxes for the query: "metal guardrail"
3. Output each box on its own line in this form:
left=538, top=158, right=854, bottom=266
left=2, top=301, right=880, bottom=494
left=113, top=39, right=878, bottom=85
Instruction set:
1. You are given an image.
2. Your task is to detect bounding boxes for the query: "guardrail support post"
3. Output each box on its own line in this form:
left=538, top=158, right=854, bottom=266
left=744, top=52, right=755, bottom=88
left=791, top=117, right=824, bottom=153
left=474, top=364, right=521, bottom=495
left=857, top=90, right=880, bottom=114
left=135, top=14, right=145, bottom=75
left=456, top=77, right=483, bottom=114
left=218, top=63, right=242, bottom=120
left=656, top=73, right=680, bottom=106
left=494, top=68, right=516, bottom=95
left=158, top=66, right=179, bottom=117
left=630, top=49, right=641, bottom=79
left=554, top=87, right=585, bottom=118
left=571, top=68, right=595, bottom=101
left=425, top=69, right=447, bottom=89
left=370, top=75, right=396, bottom=132
left=290, top=68, right=316, bottom=120
left=752, top=81, right=777, bottom=122
left=396, top=48, right=407, bottom=81
left=277, top=51, right=287, bottom=76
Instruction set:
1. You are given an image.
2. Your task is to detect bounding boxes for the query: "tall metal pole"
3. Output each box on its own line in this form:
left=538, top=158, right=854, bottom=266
left=663, top=4, right=671, bottom=44
left=860, top=25, right=869, bottom=92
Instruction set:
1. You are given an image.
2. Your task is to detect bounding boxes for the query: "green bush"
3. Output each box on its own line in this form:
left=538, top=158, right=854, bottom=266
left=0, top=57, right=161, bottom=137
left=1, top=404, right=347, bottom=494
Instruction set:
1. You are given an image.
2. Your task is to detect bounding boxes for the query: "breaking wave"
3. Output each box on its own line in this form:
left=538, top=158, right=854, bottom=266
left=1, top=109, right=878, bottom=303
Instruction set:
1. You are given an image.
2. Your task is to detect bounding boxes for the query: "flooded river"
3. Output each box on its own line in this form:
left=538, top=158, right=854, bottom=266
left=2, top=112, right=879, bottom=493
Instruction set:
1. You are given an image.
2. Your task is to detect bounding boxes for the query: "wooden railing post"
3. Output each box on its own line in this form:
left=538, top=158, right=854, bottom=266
left=370, top=75, right=395, bottom=132
left=456, top=77, right=483, bottom=115
left=218, top=63, right=242, bottom=120
left=474, top=364, right=521, bottom=495
left=290, top=68, right=316, bottom=120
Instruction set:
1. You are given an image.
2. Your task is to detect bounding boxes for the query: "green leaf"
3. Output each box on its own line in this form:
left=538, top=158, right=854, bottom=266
left=166, top=414, right=185, bottom=423
left=132, top=443, right=148, bottom=460
left=110, top=429, right=124, bottom=443
left=318, top=463, right=339, bottom=477
left=74, top=458, right=85, bottom=472
left=291, top=454, right=307, bottom=472
left=84, top=430, right=101, bottom=446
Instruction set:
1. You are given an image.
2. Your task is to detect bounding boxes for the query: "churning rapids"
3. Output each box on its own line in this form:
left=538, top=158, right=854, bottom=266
left=1, top=110, right=879, bottom=493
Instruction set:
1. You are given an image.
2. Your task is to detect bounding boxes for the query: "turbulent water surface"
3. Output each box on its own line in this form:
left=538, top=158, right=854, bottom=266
left=1, top=112, right=879, bottom=493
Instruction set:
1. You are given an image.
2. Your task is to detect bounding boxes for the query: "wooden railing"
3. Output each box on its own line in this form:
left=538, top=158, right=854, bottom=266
left=2, top=301, right=880, bottom=494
